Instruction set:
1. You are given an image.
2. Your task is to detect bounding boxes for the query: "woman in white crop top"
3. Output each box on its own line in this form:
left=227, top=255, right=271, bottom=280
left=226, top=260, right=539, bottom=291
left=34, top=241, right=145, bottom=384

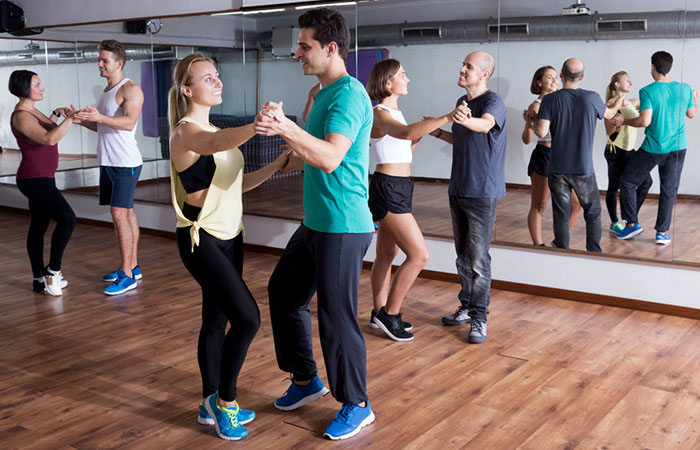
left=522, top=65, right=581, bottom=246
left=168, top=54, right=289, bottom=441
left=365, top=58, right=456, bottom=342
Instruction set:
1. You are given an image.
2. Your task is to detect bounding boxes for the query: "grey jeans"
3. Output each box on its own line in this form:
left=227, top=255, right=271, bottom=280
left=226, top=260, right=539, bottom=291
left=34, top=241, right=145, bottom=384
left=549, top=172, right=602, bottom=252
left=449, top=196, right=498, bottom=322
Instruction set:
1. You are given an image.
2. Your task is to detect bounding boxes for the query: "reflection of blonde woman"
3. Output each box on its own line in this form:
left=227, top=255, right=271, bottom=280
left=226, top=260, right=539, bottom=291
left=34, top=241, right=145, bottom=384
left=603, top=71, right=651, bottom=233
left=168, top=54, right=288, bottom=441
left=365, top=59, right=454, bottom=341
left=522, top=66, right=581, bottom=246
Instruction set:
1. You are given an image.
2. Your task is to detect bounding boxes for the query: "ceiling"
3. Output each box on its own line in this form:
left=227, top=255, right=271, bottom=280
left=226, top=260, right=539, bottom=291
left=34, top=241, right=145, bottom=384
left=252, top=0, right=690, bottom=28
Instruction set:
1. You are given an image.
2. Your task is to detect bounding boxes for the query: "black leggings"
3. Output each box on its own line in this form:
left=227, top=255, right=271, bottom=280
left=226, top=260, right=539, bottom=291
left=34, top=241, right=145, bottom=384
left=176, top=203, right=260, bottom=402
left=16, top=177, right=76, bottom=277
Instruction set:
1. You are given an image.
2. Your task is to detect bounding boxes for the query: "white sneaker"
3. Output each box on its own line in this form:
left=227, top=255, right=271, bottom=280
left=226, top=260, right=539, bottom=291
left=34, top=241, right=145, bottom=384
left=45, top=271, right=64, bottom=297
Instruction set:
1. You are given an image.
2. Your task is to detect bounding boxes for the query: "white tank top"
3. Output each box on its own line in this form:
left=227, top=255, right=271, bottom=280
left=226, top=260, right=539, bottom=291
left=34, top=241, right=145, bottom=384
left=370, top=104, right=413, bottom=164
left=96, top=78, right=143, bottom=167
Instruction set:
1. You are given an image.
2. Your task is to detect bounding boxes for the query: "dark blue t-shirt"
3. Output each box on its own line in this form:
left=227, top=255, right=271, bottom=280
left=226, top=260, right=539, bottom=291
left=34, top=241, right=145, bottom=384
left=448, top=90, right=507, bottom=199
left=538, top=88, right=605, bottom=175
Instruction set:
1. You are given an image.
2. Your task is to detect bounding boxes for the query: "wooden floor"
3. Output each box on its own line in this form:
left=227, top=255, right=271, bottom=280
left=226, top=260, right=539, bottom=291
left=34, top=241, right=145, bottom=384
left=3, top=210, right=700, bottom=449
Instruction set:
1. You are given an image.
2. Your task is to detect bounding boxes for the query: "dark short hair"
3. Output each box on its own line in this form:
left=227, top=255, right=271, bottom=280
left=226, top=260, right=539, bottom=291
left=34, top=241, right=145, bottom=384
left=530, top=65, right=556, bottom=95
left=99, top=39, right=126, bottom=66
left=8, top=70, right=37, bottom=98
left=298, top=7, right=350, bottom=62
left=561, top=60, right=583, bottom=82
left=366, top=59, right=401, bottom=101
left=651, top=51, right=673, bottom=75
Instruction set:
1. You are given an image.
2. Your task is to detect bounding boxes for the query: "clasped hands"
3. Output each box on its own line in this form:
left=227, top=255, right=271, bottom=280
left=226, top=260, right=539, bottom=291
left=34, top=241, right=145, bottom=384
left=54, top=105, right=103, bottom=125
left=254, top=101, right=286, bottom=136
left=255, top=101, right=302, bottom=174
left=452, top=100, right=472, bottom=126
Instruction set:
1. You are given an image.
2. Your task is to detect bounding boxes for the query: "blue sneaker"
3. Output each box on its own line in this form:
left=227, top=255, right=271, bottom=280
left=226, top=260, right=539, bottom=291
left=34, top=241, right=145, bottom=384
left=616, top=223, right=643, bottom=240
left=609, top=221, right=626, bottom=234
left=323, top=402, right=375, bottom=440
left=204, top=393, right=248, bottom=440
left=103, top=265, right=142, bottom=282
left=199, top=401, right=255, bottom=426
left=104, top=270, right=137, bottom=295
left=198, top=403, right=214, bottom=425
left=655, top=232, right=671, bottom=245
left=274, top=375, right=330, bottom=411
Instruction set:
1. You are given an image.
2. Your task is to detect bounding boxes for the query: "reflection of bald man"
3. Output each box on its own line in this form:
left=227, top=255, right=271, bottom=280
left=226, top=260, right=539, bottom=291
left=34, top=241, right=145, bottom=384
left=431, top=51, right=507, bottom=344
left=535, top=58, right=621, bottom=252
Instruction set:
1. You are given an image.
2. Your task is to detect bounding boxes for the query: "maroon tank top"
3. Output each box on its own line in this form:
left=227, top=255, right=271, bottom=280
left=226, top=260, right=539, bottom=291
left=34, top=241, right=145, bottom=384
left=11, top=110, right=59, bottom=180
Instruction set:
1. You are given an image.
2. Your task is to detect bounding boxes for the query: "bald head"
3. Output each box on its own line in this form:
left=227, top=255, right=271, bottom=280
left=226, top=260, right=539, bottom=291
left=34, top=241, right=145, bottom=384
left=561, top=58, right=584, bottom=82
left=469, top=51, right=495, bottom=79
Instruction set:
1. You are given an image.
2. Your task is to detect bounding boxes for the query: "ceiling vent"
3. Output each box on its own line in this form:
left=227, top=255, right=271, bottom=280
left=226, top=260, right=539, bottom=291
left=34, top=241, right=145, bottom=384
left=401, top=27, right=441, bottom=39
left=488, top=23, right=529, bottom=35
left=57, top=51, right=81, bottom=60
left=596, top=19, right=647, bottom=33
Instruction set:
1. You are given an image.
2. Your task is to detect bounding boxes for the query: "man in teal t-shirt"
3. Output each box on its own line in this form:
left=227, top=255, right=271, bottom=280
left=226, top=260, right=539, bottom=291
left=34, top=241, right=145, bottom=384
left=618, top=51, right=698, bottom=244
left=254, top=7, right=375, bottom=441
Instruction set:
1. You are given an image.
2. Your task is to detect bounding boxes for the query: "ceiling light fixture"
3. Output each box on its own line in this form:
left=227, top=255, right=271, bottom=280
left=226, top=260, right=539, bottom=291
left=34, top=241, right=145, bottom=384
left=295, top=2, right=357, bottom=10
left=211, top=8, right=286, bottom=16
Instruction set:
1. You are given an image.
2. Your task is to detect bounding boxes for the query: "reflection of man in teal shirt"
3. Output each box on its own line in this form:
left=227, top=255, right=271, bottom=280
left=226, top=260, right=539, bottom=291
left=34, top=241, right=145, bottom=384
left=254, top=7, right=376, bottom=441
left=618, top=51, right=698, bottom=244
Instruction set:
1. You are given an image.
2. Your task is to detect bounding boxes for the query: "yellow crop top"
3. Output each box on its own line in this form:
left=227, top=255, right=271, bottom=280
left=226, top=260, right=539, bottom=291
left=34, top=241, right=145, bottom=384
left=170, top=117, right=245, bottom=251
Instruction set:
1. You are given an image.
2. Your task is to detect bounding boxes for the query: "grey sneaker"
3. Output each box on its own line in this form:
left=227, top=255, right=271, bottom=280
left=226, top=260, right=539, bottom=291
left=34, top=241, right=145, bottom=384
left=442, top=306, right=471, bottom=326
left=468, top=320, right=487, bottom=343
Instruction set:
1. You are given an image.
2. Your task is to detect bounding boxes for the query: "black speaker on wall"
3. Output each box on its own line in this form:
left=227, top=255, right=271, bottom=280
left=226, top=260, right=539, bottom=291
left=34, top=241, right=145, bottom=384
left=0, top=0, right=25, bottom=33
left=125, top=20, right=147, bottom=34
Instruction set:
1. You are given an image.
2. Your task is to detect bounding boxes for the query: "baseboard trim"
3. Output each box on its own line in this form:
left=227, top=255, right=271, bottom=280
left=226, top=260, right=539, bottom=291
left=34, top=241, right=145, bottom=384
left=419, top=270, right=700, bottom=320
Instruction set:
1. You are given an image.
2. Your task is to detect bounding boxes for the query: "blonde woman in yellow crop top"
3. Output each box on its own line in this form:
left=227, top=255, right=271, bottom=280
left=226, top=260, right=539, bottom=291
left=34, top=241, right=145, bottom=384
left=603, top=71, right=652, bottom=235
left=168, top=53, right=289, bottom=441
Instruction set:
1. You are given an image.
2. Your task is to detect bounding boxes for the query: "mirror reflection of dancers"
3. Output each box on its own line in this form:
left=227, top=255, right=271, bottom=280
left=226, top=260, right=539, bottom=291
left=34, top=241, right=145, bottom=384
left=9, top=70, right=78, bottom=296
left=168, top=54, right=289, bottom=441
left=603, top=71, right=651, bottom=235
left=522, top=66, right=581, bottom=246
left=365, top=59, right=455, bottom=341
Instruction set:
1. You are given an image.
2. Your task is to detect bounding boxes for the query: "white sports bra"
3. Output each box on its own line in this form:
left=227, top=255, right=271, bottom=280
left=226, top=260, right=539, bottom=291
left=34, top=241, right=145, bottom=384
left=370, top=104, right=413, bottom=164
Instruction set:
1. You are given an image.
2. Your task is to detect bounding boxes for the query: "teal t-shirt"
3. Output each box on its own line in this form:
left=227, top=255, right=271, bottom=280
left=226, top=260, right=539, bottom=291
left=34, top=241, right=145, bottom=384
left=302, top=75, right=374, bottom=233
left=639, top=81, right=694, bottom=154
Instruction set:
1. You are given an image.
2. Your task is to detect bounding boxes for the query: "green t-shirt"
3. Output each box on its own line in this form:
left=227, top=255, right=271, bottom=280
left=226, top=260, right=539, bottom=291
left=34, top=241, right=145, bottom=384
left=302, top=75, right=374, bottom=233
left=639, top=81, right=694, bottom=154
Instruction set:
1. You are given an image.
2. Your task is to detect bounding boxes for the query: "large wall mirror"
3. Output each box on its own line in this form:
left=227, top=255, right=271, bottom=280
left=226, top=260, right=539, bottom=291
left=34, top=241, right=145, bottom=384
left=1, top=0, right=698, bottom=266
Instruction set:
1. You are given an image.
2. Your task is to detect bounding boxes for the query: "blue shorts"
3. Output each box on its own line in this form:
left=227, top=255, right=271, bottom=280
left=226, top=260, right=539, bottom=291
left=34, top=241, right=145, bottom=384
left=99, top=165, right=142, bottom=208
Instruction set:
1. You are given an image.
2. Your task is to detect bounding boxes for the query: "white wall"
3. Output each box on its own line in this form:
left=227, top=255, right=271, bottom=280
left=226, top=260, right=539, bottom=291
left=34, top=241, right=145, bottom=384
left=257, top=38, right=700, bottom=194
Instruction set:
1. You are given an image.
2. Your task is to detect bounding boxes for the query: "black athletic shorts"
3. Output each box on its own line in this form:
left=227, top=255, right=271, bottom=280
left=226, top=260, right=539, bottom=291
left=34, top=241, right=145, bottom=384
left=368, top=172, right=414, bottom=222
left=527, top=143, right=551, bottom=177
